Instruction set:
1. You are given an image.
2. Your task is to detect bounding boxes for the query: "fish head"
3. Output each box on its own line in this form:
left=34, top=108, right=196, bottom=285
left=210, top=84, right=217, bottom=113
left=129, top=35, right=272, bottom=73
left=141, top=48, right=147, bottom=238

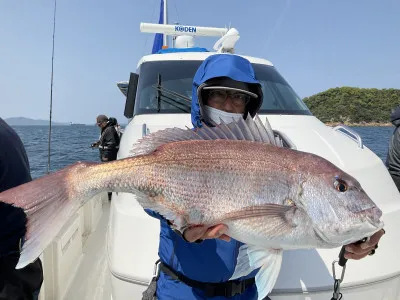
left=294, top=159, right=383, bottom=246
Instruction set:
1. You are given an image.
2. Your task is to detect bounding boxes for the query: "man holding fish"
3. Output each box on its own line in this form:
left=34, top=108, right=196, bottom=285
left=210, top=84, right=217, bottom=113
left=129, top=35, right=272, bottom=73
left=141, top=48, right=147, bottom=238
left=141, top=54, right=385, bottom=300
left=0, top=54, right=385, bottom=300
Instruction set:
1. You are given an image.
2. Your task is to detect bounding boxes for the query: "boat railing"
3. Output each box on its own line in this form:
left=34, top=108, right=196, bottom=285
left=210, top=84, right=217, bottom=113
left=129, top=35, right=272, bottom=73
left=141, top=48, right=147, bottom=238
left=332, top=125, right=364, bottom=149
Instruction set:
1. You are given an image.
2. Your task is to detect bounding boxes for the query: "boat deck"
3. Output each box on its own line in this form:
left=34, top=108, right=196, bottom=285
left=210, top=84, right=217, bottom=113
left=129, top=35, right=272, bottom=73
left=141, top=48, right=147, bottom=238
left=57, top=199, right=111, bottom=300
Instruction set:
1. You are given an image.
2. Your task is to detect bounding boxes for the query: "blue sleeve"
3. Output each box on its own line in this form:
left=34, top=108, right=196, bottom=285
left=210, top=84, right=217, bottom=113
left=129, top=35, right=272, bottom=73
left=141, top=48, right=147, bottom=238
left=144, top=208, right=166, bottom=221
left=144, top=209, right=194, bottom=243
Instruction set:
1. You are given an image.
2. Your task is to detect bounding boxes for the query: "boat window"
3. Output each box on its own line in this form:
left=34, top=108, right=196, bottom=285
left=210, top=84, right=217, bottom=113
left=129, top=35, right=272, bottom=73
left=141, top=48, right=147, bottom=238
left=252, top=64, right=311, bottom=115
left=134, top=61, right=200, bottom=115
left=134, top=60, right=311, bottom=116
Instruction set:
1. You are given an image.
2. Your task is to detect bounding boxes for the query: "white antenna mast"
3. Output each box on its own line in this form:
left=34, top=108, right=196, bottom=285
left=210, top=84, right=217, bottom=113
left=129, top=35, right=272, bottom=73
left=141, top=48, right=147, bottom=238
left=163, top=0, right=168, bottom=47
left=140, top=23, right=239, bottom=53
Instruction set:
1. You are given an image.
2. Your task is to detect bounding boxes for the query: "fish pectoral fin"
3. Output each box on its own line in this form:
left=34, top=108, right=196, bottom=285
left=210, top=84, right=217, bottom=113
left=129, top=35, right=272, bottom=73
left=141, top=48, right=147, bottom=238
left=219, top=204, right=293, bottom=222
left=230, top=245, right=283, bottom=300
left=255, top=248, right=283, bottom=300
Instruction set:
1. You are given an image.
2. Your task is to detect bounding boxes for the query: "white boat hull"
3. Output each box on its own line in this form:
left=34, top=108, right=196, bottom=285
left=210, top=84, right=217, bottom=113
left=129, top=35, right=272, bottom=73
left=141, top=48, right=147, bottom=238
left=106, top=113, right=400, bottom=300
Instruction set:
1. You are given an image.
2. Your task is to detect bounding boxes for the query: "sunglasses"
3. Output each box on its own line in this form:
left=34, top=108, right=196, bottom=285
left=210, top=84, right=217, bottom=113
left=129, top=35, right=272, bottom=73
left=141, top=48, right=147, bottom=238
left=207, top=90, right=251, bottom=107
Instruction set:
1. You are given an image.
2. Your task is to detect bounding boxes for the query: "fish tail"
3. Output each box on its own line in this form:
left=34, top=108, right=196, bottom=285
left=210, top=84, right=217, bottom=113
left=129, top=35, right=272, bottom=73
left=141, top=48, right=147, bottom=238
left=0, top=161, right=102, bottom=268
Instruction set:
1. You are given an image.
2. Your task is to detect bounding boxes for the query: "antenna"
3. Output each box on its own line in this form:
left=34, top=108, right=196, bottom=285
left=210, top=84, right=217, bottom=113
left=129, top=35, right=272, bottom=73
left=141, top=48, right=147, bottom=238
left=163, top=0, right=168, bottom=46
left=140, top=23, right=240, bottom=52
left=212, top=28, right=240, bottom=53
left=47, top=0, right=57, bottom=174
left=140, top=23, right=227, bottom=37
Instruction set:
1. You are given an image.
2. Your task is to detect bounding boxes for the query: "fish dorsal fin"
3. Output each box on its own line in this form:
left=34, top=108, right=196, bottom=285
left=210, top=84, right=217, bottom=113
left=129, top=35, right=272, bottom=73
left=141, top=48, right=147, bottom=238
left=129, top=114, right=283, bottom=157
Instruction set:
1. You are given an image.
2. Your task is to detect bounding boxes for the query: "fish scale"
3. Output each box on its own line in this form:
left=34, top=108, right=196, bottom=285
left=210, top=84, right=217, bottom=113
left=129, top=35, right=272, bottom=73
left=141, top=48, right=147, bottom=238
left=117, top=142, right=285, bottom=217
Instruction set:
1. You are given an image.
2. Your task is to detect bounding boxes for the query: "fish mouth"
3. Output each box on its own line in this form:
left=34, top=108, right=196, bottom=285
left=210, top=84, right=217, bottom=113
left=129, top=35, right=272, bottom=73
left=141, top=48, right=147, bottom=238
left=366, top=218, right=384, bottom=230
left=313, top=213, right=384, bottom=247
left=358, top=206, right=382, bottom=227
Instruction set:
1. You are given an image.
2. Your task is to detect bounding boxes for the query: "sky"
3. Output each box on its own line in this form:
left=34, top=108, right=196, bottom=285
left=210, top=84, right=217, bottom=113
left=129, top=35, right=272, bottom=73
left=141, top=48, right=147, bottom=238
left=1, top=0, right=399, bottom=124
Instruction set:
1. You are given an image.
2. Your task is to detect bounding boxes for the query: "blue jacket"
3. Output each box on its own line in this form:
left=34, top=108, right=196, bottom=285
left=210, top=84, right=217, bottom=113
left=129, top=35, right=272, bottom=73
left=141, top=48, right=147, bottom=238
left=147, top=54, right=263, bottom=300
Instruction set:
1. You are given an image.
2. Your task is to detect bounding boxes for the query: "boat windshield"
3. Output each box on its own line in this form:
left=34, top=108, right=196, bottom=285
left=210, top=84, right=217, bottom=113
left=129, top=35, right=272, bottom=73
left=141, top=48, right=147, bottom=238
left=134, top=60, right=311, bottom=116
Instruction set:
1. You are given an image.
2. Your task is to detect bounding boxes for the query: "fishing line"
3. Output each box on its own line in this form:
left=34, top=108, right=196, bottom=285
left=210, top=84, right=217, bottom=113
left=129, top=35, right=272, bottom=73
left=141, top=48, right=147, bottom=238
left=47, top=0, right=57, bottom=174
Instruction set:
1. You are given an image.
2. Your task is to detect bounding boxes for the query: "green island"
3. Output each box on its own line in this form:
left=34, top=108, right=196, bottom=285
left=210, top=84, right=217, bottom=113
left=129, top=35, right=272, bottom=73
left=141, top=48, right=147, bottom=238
left=303, top=87, right=400, bottom=126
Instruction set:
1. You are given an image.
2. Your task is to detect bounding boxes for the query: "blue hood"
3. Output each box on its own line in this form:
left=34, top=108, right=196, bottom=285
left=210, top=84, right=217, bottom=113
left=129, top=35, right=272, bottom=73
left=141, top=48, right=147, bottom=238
left=191, top=54, right=262, bottom=128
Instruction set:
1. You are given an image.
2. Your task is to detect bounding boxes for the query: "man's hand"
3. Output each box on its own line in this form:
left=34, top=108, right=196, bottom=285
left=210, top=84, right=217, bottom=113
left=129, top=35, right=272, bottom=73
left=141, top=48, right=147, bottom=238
left=344, top=229, right=385, bottom=260
left=183, top=224, right=231, bottom=243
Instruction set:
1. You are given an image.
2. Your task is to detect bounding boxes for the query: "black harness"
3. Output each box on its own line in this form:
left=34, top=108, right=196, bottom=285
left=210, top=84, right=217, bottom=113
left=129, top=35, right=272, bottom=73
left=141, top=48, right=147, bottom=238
left=142, top=259, right=256, bottom=299
left=159, top=262, right=255, bottom=297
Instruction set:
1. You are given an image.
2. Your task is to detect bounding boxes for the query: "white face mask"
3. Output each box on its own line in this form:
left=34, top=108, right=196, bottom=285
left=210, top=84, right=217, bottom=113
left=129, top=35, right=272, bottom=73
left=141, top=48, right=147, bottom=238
left=202, top=105, right=243, bottom=125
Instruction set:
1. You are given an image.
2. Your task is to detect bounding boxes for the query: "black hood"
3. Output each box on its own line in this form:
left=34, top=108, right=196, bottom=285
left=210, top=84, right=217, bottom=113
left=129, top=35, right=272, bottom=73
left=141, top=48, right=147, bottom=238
left=391, top=105, right=400, bottom=126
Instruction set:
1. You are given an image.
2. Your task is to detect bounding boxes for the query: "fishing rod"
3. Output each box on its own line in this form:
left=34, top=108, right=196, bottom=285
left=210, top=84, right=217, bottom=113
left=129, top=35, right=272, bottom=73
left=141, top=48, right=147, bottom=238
left=47, top=0, right=57, bottom=174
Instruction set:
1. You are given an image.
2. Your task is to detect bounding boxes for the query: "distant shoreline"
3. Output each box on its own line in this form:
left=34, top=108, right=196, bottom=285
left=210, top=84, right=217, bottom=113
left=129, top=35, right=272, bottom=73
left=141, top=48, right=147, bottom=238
left=325, top=122, right=393, bottom=127
left=9, top=124, right=90, bottom=126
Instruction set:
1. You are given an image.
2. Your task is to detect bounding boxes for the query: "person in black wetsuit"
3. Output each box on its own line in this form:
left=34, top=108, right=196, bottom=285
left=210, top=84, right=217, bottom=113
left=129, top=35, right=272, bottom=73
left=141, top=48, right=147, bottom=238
left=386, top=105, right=400, bottom=191
left=91, top=114, right=120, bottom=200
left=108, top=117, right=123, bottom=139
left=0, top=118, right=44, bottom=300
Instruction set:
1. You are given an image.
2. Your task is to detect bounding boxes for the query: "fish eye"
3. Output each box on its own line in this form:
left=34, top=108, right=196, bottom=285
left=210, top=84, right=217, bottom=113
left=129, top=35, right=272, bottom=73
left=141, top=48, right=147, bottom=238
left=334, top=179, right=348, bottom=192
